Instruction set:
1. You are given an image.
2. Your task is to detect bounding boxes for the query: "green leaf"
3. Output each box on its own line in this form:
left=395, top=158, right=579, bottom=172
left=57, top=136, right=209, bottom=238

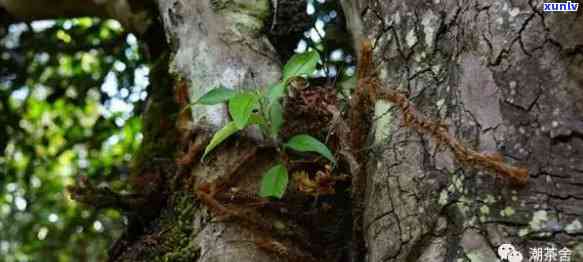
left=249, top=114, right=266, bottom=126
left=202, top=121, right=239, bottom=159
left=285, top=134, right=335, bottom=163
left=270, top=101, right=283, bottom=137
left=229, top=92, right=259, bottom=129
left=249, top=113, right=268, bottom=133
left=259, top=164, right=289, bottom=199
left=282, top=50, right=320, bottom=81
left=266, top=82, right=286, bottom=105
left=197, top=87, right=236, bottom=105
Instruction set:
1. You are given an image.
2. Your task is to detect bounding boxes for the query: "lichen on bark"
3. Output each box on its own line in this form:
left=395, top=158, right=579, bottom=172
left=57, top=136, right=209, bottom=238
left=360, top=0, right=583, bottom=261
left=160, top=0, right=280, bottom=130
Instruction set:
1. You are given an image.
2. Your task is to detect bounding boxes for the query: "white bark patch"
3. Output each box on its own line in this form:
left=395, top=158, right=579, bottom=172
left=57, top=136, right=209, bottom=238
left=509, top=7, right=520, bottom=17
left=159, top=0, right=280, bottom=130
left=565, top=219, right=583, bottom=234
left=221, top=67, right=247, bottom=88
left=530, top=210, right=547, bottom=229
left=406, top=28, right=417, bottom=48
left=393, top=12, right=401, bottom=25
left=421, top=10, right=438, bottom=49
left=373, top=101, right=394, bottom=144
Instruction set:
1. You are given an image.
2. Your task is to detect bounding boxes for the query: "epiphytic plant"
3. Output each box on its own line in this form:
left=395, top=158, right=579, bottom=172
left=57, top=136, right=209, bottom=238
left=192, top=50, right=336, bottom=199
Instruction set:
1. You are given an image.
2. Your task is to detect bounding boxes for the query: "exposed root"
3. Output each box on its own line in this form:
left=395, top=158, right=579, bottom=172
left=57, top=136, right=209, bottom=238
left=357, top=40, right=528, bottom=185
left=326, top=105, right=361, bottom=180
left=176, top=134, right=209, bottom=167
left=255, top=237, right=318, bottom=262
left=197, top=185, right=276, bottom=232
left=347, top=39, right=376, bottom=262
left=292, top=166, right=349, bottom=197
left=193, top=144, right=330, bottom=261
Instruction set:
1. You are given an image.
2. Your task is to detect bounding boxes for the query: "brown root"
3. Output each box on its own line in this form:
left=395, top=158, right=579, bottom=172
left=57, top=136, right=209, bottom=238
left=356, top=40, right=528, bottom=185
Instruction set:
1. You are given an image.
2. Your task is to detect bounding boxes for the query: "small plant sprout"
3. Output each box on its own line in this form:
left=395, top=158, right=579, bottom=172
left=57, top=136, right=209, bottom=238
left=195, top=49, right=336, bottom=199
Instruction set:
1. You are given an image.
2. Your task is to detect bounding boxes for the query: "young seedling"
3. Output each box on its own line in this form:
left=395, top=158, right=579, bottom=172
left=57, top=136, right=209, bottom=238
left=193, top=49, right=337, bottom=199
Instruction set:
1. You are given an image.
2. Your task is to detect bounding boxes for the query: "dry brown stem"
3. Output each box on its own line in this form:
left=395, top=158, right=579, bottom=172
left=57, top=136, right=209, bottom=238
left=356, top=40, right=528, bottom=185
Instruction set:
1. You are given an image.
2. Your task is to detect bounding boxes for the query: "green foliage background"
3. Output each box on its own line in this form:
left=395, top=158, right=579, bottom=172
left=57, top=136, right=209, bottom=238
left=0, top=1, right=349, bottom=260
left=0, top=18, right=147, bottom=261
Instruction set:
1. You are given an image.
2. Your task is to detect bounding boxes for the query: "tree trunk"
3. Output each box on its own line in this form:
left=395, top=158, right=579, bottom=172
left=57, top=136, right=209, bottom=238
left=109, top=0, right=287, bottom=260
left=2, top=0, right=582, bottom=261
left=357, top=0, right=583, bottom=261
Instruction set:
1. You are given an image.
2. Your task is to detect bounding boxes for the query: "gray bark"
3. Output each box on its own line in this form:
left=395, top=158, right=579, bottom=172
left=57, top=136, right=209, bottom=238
left=358, top=0, right=583, bottom=261
left=158, top=0, right=280, bottom=129
left=154, top=0, right=284, bottom=261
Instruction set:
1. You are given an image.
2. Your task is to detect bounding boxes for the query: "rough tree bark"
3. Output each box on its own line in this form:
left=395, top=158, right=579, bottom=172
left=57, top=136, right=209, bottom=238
left=357, top=0, right=583, bottom=261
left=2, top=0, right=582, bottom=261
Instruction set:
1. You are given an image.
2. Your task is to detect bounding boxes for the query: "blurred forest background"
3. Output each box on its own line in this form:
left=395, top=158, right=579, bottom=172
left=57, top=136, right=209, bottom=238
left=0, top=18, right=148, bottom=261
left=0, top=2, right=343, bottom=260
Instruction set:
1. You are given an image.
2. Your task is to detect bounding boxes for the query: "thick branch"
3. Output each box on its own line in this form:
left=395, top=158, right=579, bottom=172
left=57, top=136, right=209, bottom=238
left=0, top=0, right=108, bottom=21
left=0, top=0, right=151, bottom=33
